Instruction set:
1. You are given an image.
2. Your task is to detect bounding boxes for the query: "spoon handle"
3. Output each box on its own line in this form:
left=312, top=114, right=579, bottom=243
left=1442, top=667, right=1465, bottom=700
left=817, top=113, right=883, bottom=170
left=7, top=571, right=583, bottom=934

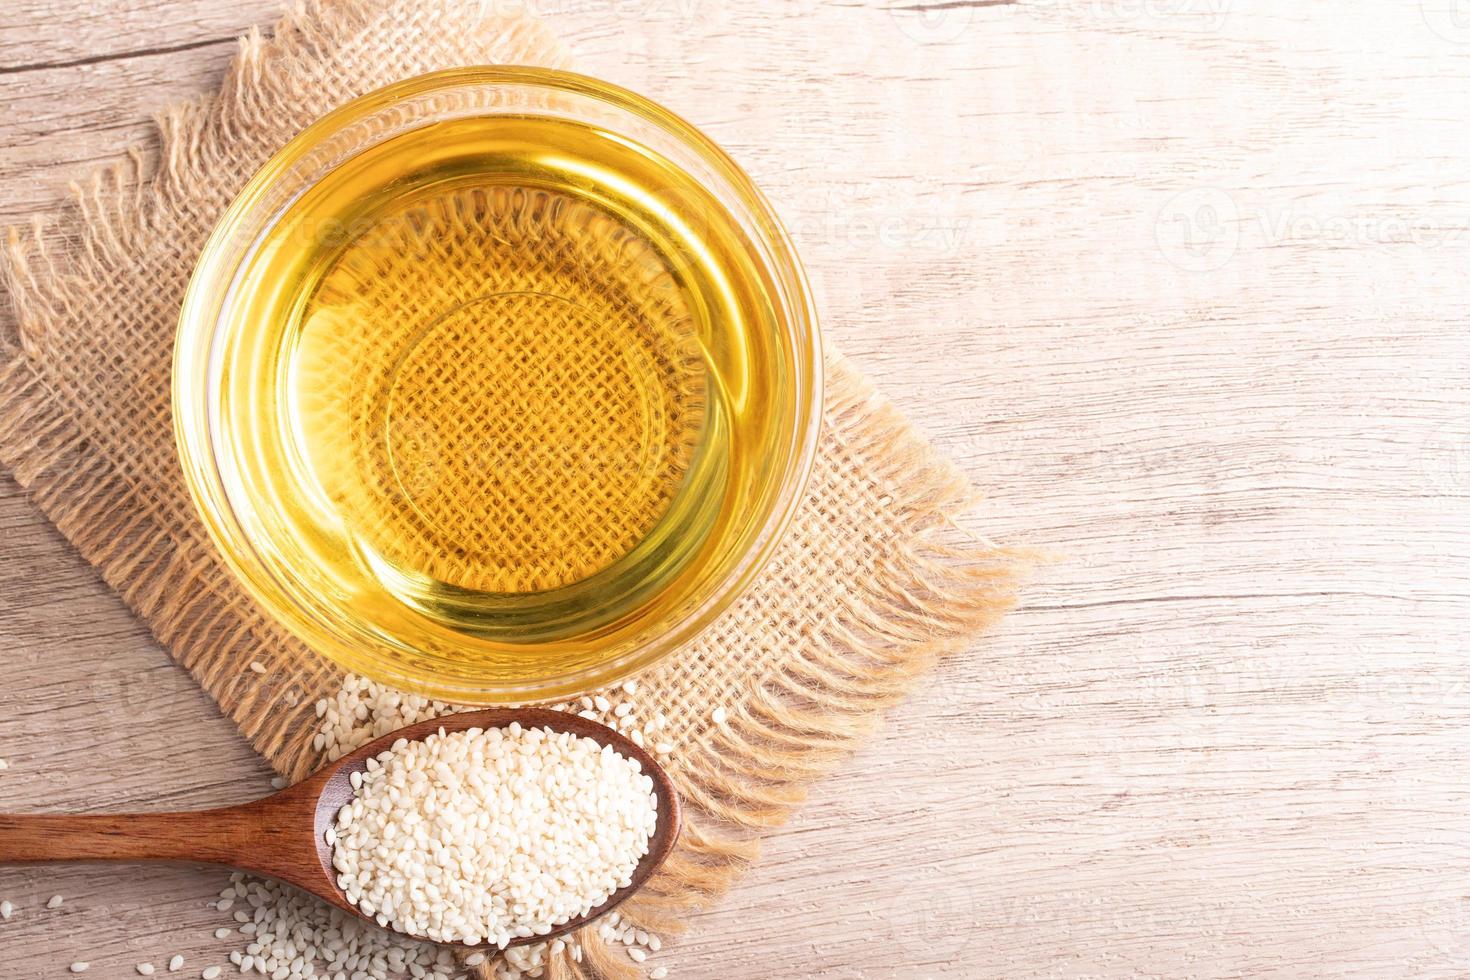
left=0, top=805, right=268, bottom=867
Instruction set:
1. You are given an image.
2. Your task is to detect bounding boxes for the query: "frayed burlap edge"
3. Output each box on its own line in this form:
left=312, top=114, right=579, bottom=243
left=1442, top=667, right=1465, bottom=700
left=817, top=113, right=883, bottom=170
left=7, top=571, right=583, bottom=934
left=0, top=0, right=573, bottom=778
left=606, top=355, right=1022, bottom=963
left=0, top=3, right=1024, bottom=977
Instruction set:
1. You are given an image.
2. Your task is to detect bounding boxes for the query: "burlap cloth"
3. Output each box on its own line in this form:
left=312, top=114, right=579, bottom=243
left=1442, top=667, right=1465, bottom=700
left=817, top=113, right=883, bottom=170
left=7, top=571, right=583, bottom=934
left=0, top=1, right=1020, bottom=975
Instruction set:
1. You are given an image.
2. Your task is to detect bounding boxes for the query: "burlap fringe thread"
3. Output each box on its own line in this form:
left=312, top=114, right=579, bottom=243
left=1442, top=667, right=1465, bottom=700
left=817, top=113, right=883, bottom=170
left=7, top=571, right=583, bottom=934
left=0, top=3, right=1022, bottom=977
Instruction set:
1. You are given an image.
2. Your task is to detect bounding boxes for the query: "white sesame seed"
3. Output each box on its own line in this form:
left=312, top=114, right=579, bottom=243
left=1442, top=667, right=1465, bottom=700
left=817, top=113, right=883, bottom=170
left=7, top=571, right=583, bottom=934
left=136, top=965, right=155, bottom=976
left=0, top=900, right=11, bottom=919
left=202, top=967, right=222, bottom=980
left=168, top=955, right=184, bottom=972
left=711, top=706, right=728, bottom=725
left=248, top=661, right=267, bottom=674
left=46, top=894, right=63, bottom=909
left=621, top=680, right=638, bottom=695
left=69, top=963, right=89, bottom=973
left=214, top=927, right=231, bottom=939
left=614, top=701, right=633, bottom=718
left=650, top=968, right=669, bottom=979
left=628, top=947, right=647, bottom=962
left=0, top=758, right=9, bottom=770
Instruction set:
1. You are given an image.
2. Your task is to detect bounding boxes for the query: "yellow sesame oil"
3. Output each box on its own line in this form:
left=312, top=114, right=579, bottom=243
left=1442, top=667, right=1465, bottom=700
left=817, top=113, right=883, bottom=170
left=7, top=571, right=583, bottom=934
left=213, top=114, right=797, bottom=681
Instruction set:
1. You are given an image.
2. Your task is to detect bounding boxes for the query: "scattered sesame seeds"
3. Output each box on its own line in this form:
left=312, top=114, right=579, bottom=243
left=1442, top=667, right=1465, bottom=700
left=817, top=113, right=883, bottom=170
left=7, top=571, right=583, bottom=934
left=167, top=954, right=183, bottom=972
left=216, top=874, right=468, bottom=980
left=46, top=895, right=63, bottom=909
left=194, top=675, right=671, bottom=980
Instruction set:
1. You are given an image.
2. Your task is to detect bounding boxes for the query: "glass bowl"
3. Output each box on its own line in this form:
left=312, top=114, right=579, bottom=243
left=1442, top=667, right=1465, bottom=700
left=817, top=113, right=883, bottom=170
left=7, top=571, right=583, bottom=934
left=173, top=66, right=821, bottom=704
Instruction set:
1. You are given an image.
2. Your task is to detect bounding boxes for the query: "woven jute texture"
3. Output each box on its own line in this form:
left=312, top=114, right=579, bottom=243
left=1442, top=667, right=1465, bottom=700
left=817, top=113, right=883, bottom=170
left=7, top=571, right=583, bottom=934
left=292, top=181, right=708, bottom=595
left=0, top=1, right=1020, bottom=975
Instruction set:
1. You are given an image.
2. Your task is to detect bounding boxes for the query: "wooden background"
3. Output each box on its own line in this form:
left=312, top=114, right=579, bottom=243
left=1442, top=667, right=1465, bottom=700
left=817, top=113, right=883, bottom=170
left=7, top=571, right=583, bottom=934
left=4, top=0, right=1470, bottom=976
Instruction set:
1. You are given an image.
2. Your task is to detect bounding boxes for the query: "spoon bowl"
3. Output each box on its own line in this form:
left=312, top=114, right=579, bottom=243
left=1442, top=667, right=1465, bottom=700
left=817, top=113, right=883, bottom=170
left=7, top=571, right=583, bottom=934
left=0, top=708, right=682, bottom=950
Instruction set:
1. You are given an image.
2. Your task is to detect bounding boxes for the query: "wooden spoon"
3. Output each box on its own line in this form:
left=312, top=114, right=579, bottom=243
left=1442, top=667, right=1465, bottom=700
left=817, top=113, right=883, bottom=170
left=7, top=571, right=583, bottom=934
left=0, top=707, right=682, bottom=949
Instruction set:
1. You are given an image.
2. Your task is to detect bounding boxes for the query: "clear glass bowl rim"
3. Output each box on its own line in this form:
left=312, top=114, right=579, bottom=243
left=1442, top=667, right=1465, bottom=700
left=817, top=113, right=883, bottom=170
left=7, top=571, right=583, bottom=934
left=172, top=65, right=823, bottom=704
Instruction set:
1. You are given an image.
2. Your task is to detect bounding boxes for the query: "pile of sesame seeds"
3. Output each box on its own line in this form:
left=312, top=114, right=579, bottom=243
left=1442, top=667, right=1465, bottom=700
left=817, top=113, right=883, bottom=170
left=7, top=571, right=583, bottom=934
left=219, top=673, right=674, bottom=979
left=329, top=723, right=658, bottom=947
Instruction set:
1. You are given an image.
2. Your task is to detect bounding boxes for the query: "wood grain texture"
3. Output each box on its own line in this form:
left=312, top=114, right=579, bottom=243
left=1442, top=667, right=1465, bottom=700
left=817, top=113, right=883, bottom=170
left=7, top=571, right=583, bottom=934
left=3, top=0, right=1470, bottom=977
